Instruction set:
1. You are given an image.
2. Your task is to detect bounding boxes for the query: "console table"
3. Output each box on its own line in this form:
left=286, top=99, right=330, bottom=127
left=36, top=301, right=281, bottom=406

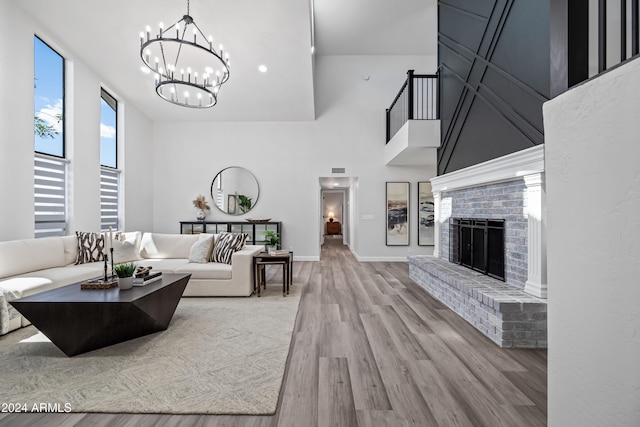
left=180, top=221, right=281, bottom=247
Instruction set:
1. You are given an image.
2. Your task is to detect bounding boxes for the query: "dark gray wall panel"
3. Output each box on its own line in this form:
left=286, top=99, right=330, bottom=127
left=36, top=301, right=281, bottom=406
left=438, top=0, right=551, bottom=175
left=489, top=1, right=551, bottom=97
left=444, top=96, right=535, bottom=173
left=440, top=0, right=495, bottom=20
left=438, top=3, right=489, bottom=54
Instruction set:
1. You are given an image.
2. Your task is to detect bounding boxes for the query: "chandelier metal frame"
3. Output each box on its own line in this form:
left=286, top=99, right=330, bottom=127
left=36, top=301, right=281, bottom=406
left=139, top=0, right=230, bottom=109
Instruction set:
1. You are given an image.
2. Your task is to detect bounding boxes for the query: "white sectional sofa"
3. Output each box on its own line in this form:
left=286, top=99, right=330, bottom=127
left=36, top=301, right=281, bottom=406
left=0, top=232, right=263, bottom=335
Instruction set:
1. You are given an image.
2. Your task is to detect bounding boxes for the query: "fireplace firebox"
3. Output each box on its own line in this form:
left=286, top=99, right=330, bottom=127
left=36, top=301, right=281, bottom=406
left=450, top=218, right=505, bottom=281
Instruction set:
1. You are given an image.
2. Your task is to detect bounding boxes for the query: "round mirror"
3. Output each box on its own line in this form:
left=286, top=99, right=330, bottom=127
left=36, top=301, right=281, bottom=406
left=210, top=167, right=260, bottom=215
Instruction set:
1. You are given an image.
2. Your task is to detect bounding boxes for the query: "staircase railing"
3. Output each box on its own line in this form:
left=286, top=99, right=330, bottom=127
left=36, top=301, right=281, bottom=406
left=386, top=70, right=439, bottom=143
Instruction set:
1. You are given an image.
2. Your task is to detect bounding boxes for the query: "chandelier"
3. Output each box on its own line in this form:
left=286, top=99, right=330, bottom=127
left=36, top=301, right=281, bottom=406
left=139, top=0, right=230, bottom=109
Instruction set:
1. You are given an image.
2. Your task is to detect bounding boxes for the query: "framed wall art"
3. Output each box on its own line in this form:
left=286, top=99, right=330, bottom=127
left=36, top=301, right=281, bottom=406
left=418, top=182, right=435, bottom=246
left=386, top=182, right=409, bottom=246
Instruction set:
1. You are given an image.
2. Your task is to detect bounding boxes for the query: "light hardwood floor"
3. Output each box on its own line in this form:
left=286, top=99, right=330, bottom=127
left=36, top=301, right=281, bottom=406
left=1, top=237, right=547, bottom=426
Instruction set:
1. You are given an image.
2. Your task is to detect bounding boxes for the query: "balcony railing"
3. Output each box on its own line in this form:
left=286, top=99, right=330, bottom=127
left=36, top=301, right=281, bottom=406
left=559, top=0, right=640, bottom=93
left=596, top=0, right=639, bottom=72
left=385, top=70, right=439, bottom=143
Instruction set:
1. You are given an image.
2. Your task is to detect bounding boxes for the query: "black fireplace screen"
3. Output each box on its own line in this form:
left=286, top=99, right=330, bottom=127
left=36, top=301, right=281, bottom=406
left=450, top=218, right=505, bottom=281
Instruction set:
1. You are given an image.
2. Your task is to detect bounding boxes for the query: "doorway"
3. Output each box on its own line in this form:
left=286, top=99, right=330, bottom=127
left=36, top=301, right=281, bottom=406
left=319, top=177, right=356, bottom=253
left=322, top=190, right=345, bottom=243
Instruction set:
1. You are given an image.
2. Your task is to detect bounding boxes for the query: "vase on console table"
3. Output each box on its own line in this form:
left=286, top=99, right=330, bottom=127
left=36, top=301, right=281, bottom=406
left=196, top=209, right=207, bottom=221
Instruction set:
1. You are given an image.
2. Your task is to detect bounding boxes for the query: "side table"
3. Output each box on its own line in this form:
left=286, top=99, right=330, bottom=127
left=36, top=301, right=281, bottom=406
left=253, top=251, right=293, bottom=297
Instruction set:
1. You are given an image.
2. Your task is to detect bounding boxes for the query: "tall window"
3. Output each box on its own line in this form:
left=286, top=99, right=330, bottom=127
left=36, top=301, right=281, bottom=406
left=34, top=36, right=67, bottom=238
left=100, top=89, right=120, bottom=231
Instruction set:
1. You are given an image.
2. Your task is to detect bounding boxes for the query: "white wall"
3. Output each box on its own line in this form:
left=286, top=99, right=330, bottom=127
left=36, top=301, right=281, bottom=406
left=0, top=2, right=36, bottom=240
left=0, top=5, right=154, bottom=241
left=152, top=55, right=438, bottom=260
left=545, top=58, right=640, bottom=426
left=121, top=103, right=154, bottom=233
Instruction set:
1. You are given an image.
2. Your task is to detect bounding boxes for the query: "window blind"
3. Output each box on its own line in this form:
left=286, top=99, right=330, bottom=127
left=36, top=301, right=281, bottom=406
left=100, top=166, right=120, bottom=232
left=34, top=155, right=67, bottom=238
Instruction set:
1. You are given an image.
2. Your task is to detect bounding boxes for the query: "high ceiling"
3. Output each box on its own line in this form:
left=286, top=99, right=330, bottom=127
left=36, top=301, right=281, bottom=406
left=14, top=0, right=435, bottom=122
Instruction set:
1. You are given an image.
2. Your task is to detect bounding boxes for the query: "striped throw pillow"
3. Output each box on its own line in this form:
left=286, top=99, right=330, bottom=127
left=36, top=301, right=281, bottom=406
left=211, top=232, right=248, bottom=265
left=75, top=231, right=105, bottom=264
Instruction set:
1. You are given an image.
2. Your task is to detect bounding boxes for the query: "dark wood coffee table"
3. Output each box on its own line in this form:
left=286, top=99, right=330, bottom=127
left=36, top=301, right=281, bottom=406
left=10, top=273, right=190, bottom=356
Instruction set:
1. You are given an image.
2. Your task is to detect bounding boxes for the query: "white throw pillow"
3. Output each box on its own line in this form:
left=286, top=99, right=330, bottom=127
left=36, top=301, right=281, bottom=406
left=111, top=232, right=142, bottom=264
left=189, top=234, right=215, bottom=264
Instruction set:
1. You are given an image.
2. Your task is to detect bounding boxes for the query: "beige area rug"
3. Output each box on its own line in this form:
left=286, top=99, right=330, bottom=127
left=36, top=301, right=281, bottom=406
left=0, top=283, right=301, bottom=414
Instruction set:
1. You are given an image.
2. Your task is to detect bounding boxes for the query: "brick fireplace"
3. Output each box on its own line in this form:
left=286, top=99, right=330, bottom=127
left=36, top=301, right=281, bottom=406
left=409, top=146, right=548, bottom=348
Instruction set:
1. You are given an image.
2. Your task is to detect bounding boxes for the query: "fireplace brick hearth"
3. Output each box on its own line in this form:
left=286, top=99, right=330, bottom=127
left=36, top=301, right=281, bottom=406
left=409, top=257, right=546, bottom=348
left=408, top=146, right=547, bottom=348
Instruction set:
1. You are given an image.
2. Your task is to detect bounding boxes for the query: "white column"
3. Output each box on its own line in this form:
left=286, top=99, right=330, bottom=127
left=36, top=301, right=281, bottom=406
left=524, top=173, right=547, bottom=298
left=432, top=191, right=441, bottom=258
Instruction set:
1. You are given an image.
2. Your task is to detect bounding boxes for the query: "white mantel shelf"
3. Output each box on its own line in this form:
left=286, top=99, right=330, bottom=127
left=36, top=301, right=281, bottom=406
left=430, top=145, right=544, bottom=193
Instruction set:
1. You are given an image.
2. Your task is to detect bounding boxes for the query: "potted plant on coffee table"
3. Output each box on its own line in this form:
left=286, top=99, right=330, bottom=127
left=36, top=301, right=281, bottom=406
left=114, top=262, right=136, bottom=290
left=263, top=231, right=280, bottom=254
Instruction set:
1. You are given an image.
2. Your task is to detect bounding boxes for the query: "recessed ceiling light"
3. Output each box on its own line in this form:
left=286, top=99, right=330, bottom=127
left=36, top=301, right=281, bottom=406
left=333, top=182, right=339, bottom=186
left=258, top=65, right=267, bottom=73
left=140, top=66, right=151, bottom=74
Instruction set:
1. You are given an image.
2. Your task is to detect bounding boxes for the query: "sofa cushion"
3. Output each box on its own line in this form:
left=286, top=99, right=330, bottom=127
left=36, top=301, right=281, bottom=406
left=175, top=262, right=232, bottom=280
left=111, top=231, right=142, bottom=264
left=0, top=237, right=66, bottom=279
left=15, top=263, right=104, bottom=297
left=211, top=233, right=248, bottom=265
left=140, top=233, right=200, bottom=259
left=135, top=258, right=190, bottom=274
left=75, top=231, right=105, bottom=264
left=188, top=234, right=215, bottom=264
left=62, top=235, right=78, bottom=266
